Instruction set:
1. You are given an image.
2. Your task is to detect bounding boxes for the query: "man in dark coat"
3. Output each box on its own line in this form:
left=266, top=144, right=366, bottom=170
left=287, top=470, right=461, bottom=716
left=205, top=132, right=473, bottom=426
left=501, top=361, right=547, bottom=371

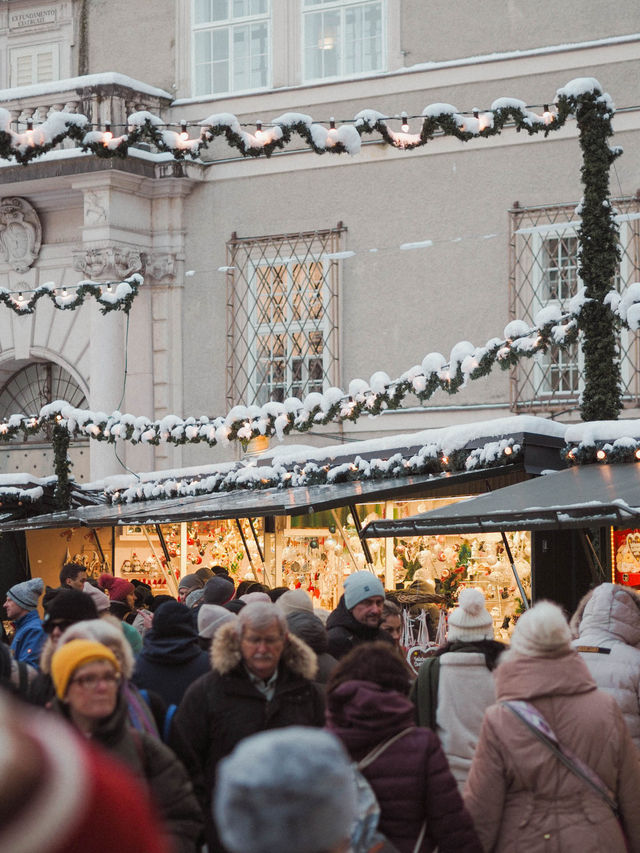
left=326, top=570, right=389, bottom=660
left=170, top=600, right=324, bottom=853
left=132, top=600, right=210, bottom=707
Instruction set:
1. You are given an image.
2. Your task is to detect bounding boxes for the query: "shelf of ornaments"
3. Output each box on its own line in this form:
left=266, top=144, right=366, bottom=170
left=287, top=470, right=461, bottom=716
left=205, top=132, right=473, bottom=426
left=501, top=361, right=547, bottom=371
left=118, top=570, right=171, bottom=591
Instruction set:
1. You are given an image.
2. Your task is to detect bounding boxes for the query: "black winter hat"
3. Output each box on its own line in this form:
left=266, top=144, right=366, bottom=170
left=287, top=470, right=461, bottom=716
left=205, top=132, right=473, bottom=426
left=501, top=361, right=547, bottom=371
left=43, top=589, right=98, bottom=628
left=286, top=610, right=329, bottom=656
left=151, top=600, right=197, bottom=638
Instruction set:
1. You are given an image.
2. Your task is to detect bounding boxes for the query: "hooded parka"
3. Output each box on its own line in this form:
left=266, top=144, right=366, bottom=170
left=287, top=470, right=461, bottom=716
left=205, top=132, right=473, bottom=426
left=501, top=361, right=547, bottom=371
left=571, top=582, right=640, bottom=749
left=464, top=651, right=640, bottom=853
left=326, top=679, right=482, bottom=853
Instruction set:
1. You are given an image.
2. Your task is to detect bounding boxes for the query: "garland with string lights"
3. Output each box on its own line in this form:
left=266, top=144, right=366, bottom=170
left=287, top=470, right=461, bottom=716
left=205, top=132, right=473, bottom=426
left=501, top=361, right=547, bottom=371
left=0, top=76, right=610, bottom=163
left=0, top=75, right=626, bottom=506
left=564, top=439, right=640, bottom=465
left=105, top=438, right=522, bottom=505
left=1, top=270, right=639, bottom=460
left=0, top=303, right=587, bottom=448
left=0, top=274, right=143, bottom=315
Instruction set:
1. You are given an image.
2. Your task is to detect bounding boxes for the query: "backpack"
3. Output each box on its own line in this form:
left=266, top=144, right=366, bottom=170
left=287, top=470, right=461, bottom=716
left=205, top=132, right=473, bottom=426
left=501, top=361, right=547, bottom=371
left=350, top=727, right=416, bottom=853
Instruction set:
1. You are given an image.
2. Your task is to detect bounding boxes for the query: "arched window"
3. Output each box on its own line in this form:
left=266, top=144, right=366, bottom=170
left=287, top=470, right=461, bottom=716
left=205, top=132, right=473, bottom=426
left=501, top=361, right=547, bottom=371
left=0, top=361, right=87, bottom=441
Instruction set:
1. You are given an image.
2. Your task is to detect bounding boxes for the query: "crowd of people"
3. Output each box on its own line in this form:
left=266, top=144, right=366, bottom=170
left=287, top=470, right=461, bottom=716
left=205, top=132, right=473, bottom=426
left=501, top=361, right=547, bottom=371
left=2, top=560, right=640, bottom=852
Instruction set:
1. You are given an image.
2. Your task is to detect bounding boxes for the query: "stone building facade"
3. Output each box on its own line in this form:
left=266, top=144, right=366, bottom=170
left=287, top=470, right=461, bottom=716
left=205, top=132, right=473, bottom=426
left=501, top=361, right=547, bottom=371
left=0, top=0, right=638, bottom=481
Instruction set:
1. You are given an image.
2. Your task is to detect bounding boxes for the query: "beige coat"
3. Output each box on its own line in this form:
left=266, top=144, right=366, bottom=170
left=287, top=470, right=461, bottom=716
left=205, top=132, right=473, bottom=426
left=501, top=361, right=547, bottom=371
left=464, top=650, right=640, bottom=853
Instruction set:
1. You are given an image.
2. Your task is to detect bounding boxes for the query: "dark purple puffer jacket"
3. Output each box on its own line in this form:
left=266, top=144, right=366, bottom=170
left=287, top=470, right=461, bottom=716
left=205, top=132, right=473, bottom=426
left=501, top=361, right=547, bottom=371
left=325, top=680, right=481, bottom=853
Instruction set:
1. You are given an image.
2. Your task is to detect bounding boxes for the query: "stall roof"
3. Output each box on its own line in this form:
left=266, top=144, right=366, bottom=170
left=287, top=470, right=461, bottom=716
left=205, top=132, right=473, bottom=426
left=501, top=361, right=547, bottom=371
left=0, top=465, right=526, bottom=532
left=362, top=464, right=640, bottom=537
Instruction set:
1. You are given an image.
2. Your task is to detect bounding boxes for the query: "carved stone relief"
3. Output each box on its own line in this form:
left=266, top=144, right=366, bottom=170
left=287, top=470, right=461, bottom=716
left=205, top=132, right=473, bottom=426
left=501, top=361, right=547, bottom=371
left=73, top=247, right=144, bottom=280
left=144, top=253, right=177, bottom=283
left=0, top=197, right=42, bottom=272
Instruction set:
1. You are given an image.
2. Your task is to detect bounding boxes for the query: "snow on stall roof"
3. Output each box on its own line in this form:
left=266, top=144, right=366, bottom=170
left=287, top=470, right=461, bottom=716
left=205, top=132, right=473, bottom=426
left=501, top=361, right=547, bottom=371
left=565, top=419, right=640, bottom=443
left=256, top=415, right=566, bottom=467
left=0, top=72, right=172, bottom=103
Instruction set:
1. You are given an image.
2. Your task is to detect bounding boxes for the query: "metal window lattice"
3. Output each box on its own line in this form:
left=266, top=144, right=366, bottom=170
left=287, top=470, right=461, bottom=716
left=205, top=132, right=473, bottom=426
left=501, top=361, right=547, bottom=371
left=226, top=227, right=343, bottom=407
left=509, top=198, right=640, bottom=413
left=0, top=361, right=87, bottom=441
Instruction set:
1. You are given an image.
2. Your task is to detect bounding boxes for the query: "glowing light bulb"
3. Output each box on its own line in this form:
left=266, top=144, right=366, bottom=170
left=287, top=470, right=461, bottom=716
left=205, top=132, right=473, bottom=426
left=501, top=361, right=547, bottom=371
left=542, top=104, right=554, bottom=125
left=441, top=455, right=449, bottom=465
left=62, top=288, right=68, bottom=296
left=255, top=120, right=263, bottom=140
left=103, top=122, right=113, bottom=145
left=179, top=120, right=188, bottom=142
left=596, top=449, right=606, bottom=460
left=25, top=118, right=34, bottom=146
left=635, top=448, right=640, bottom=460
left=504, top=445, right=513, bottom=455
left=17, top=292, right=23, bottom=301
left=401, top=112, right=409, bottom=133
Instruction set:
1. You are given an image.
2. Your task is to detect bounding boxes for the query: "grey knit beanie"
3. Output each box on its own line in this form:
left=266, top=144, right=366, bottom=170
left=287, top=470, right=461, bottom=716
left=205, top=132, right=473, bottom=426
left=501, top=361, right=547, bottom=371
left=7, top=577, right=44, bottom=611
left=215, top=727, right=356, bottom=853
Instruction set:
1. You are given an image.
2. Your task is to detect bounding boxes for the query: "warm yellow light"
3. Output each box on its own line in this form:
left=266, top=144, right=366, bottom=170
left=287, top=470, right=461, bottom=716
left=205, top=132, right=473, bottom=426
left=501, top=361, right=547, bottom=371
left=504, top=446, right=513, bottom=455
left=596, top=449, right=606, bottom=460
left=542, top=104, right=555, bottom=125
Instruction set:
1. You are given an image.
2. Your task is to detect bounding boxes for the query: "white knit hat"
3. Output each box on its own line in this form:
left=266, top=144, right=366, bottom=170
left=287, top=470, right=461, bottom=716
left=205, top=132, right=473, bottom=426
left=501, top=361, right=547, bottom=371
left=510, top=600, right=571, bottom=658
left=214, top=727, right=356, bottom=853
left=447, top=588, right=494, bottom=642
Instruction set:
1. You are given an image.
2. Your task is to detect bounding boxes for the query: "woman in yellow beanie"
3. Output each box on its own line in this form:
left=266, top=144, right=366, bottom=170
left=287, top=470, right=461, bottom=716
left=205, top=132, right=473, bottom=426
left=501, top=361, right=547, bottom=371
left=50, top=640, right=203, bottom=853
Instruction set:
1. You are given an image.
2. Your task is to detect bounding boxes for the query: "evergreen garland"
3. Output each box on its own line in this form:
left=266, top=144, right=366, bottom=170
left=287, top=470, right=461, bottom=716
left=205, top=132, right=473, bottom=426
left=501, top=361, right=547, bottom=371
left=0, top=275, right=143, bottom=315
left=556, top=87, right=623, bottom=421
left=53, top=423, right=72, bottom=509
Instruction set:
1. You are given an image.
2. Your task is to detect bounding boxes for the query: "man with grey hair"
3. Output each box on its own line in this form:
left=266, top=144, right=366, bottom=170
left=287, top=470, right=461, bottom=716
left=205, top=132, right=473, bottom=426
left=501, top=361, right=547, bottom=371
left=171, top=601, right=325, bottom=853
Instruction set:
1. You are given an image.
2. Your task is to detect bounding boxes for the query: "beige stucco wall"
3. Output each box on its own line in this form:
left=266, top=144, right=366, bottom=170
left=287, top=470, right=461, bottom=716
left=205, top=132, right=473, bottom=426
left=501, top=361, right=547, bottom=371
left=0, top=2, right=639, bottom=475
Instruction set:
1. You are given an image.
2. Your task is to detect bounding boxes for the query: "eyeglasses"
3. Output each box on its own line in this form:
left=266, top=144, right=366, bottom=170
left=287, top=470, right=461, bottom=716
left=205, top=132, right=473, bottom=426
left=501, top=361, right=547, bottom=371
left=69, top=672, right=121, bottom=690
left=44, top=619, right=73, bottom=635
left=241, top=634, right=284, bottom=648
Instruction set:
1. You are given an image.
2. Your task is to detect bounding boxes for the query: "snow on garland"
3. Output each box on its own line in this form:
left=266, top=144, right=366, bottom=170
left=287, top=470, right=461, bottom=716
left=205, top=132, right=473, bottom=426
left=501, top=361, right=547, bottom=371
left=0, top=305, right=584, bottom=445
left=0, top=279, right=639, bottom=448
left=563, top=419, right=640, bottom=465
left=0, top=77, right=615, bottom=165
left=0, top=274, right=143, bottom=315
left=105, top=438, right=522, bottom=505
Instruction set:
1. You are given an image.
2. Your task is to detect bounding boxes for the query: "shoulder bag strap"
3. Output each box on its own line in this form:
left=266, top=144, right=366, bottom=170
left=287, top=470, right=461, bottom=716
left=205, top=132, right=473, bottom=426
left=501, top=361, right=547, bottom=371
left=502, top=700, right=619, bottom=817
left=412, top=819, right=427, bottom=853
left=358, top=727, right=416, bottom=771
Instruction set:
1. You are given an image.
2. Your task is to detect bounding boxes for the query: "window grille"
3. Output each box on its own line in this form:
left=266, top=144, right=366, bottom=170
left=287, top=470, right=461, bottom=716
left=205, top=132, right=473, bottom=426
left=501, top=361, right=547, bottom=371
left=302, top=0, right=384, bottom=82
left=509, top=197, right=640, bottom=412
left=0, top=361, right=87, bottom=441
left=226, top=226, right=344, bottom=408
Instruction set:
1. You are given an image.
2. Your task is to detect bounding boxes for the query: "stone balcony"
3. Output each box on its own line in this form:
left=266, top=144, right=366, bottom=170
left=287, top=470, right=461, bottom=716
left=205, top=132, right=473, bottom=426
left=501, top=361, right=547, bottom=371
left=0, top=72, right=173, bottom=136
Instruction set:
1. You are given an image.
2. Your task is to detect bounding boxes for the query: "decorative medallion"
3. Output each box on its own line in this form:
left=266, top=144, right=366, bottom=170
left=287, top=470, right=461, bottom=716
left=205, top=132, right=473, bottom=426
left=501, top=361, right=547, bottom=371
left=0, top=197, right=42, bottom=272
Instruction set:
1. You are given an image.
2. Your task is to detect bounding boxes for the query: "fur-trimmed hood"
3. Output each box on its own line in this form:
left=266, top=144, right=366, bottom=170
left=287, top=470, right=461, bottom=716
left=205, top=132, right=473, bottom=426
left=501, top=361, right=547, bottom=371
left=211, top=621, right=318, bottom=681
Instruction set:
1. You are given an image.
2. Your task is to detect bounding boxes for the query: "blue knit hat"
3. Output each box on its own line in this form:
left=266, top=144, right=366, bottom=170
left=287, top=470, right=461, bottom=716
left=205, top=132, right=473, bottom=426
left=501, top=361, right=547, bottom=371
left=343, top=571, right=385, bottom=610
left=7, top=577, right=44, bottom=611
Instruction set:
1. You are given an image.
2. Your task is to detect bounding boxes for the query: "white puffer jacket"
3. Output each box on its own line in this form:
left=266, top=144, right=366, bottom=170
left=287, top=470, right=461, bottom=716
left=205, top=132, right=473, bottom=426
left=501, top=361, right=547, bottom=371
left=572, top=583, right=640, bottom=749
left=436, top=651, right=497, bottom=790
